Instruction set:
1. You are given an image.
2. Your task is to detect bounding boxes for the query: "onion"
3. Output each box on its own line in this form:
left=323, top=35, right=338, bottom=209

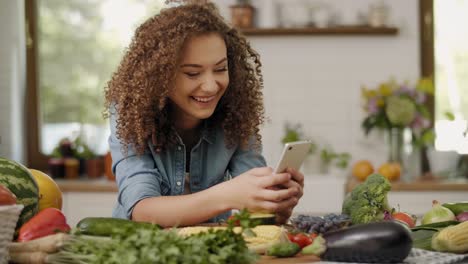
left=421, top=200, right=456, bottom=225
left=456, top=212, right=468, bottom=222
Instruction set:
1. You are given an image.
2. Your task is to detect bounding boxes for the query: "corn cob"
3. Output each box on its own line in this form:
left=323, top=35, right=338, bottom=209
left=178, top=225, right=288, bottom=254
left=432, top=221, right=468, bottom=253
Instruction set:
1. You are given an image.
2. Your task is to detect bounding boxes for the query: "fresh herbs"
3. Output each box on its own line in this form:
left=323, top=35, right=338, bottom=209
left=49, top=210, right=259, bottom=264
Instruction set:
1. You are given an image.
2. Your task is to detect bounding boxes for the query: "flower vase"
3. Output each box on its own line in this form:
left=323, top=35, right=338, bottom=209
left=386, top=128, right=418, bottom=181
left=387, top=128, right=404, bottom=164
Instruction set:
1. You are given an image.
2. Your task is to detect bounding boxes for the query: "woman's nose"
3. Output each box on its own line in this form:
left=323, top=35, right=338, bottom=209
left=200, top=74, right=218, bottom=92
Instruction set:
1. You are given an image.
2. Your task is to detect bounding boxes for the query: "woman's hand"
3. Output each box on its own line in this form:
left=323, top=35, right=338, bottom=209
left=275, top=168, right=304, bottom=224
left=222, top=167, right=299, bottom=213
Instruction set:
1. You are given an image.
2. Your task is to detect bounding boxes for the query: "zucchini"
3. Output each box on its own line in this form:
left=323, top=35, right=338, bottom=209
left=411, top=220, right=459, bottom=231
left=303, top=221, right=412, bottom=263
left=442, top=202, right=468, bottom=215
left=76, top=217, right=160, bottom=236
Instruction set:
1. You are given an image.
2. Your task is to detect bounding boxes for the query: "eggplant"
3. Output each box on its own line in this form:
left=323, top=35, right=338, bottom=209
left=303, top=221, right=412, bottom=263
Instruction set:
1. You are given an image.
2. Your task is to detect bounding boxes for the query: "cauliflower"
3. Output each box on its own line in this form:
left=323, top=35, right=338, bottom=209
left=385, top=96, right=416, bottom=126
left=342, top=174, right=392, bottom=224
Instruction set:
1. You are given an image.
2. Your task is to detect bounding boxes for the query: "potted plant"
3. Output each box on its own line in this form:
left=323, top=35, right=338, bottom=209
left=48, top=146, right=65, bottom=179
left=319, top=146, right=351, bottom=175
left=74, top=138, right=103, bottom=179
left=230, top=0, right=255, bottom=28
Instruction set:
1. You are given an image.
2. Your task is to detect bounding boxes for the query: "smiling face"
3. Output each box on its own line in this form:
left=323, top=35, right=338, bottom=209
left=169, top=33, right=229, bottom=130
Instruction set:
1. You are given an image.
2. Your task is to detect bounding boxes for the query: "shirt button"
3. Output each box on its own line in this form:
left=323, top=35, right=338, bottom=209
left=176, top=181, right=181, bottom=186
left=177, top=146, right=181, bottom=151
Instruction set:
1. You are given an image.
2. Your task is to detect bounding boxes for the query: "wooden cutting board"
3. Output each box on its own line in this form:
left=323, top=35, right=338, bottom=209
left=258, top=254, right=320, bottom=264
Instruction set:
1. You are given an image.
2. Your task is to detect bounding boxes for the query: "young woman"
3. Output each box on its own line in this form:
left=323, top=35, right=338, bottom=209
left=104, top=1, right=303, bottom=227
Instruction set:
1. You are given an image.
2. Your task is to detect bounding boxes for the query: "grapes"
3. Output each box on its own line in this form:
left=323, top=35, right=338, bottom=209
left=290, top=213, right=351, bottom=234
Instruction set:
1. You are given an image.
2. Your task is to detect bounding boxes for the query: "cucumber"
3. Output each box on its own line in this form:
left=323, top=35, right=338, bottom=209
left=76, top=217, right=160, bottom=236
left=266, top=242, right=301, bottom=258
left=250, top=213, right=276, bottom=225
left=442, top=202, right=468, bottom=215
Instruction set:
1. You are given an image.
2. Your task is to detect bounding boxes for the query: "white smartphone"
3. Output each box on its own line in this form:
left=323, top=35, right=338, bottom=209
left=274, top=141, right=313, bottom=173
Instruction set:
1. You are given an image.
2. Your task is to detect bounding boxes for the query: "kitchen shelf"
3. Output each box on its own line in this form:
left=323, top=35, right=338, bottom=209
left=346, top=178, right=468, bottom=193
left=56, top=178, right=117, bottom=192
left=240, top=26, right=398, bottom=36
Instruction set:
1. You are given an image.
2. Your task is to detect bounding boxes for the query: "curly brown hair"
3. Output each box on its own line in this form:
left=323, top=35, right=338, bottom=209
left=104, top=2, right=264, bottom=155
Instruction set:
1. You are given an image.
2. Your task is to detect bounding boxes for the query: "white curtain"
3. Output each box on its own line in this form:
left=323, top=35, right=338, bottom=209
left=0, top=0, right=26, bottom=163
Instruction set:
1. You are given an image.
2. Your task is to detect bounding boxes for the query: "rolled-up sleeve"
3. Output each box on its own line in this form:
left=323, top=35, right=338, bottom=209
left=109, top=112, right=164, bottom=219
left=228, top=137, right=267, bottom=177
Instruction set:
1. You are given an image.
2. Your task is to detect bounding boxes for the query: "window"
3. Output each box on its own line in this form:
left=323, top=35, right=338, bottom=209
left=433, top=0, right=468, bottom=153
left=421, top=0, right=468, bottom=155
left=26, top=0, right=164, bottom=170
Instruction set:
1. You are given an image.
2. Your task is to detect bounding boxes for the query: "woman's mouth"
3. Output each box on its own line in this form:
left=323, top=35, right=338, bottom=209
left=191, top=95, right=216, bottom=103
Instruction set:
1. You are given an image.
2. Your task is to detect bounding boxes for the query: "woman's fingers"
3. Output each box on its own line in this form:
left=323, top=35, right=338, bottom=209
left=280, top=180, right=303, bottom=199
left=258, top=172, right=291, bottom=188
left=248, top=166, right=274, bottom=176
left=252, top=193, right=298, bottom=213
left=287, top=168, right=304, bottom=187
left=257, top=187, right=297, bottom=202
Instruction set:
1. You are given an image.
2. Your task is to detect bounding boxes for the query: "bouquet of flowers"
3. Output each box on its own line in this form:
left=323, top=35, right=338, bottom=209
left=361, top=77, right=435, bottom=146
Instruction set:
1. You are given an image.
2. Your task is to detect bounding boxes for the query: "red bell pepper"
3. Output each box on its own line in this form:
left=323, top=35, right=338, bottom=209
left=17, top=207, right=71, bottom=242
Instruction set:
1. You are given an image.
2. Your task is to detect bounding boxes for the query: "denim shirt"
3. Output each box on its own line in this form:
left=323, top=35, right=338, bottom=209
left=109, top=113, right=267, bottom=223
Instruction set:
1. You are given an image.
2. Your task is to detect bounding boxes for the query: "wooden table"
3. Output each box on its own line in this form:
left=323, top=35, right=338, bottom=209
left=258, top=254, right=320, bottom=263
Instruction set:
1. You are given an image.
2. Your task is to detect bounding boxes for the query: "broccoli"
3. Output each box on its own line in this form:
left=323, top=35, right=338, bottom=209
left=342, top=174, right=392, bottom=224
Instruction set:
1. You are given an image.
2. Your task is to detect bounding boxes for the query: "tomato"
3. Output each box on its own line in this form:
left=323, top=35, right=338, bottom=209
left=287, top=232, right=295, bottom=242
left=0, top=184, right=16, bottom=205
left=309, top=232, right=318, bottom=240
left=291, top=233, right=312, bottom=248
left=227, top=215, right=240, bottom=226
left=392, top=212, right=416, bottom=228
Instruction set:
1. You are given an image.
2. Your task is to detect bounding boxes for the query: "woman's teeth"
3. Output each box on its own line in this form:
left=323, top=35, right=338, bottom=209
left=192, top=96, right=215, bottom=103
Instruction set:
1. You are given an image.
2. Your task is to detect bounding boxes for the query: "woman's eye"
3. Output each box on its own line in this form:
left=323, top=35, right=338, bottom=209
left=185, top=72, right=200, bottom=77
left=215, top=67, right=228, bottom=73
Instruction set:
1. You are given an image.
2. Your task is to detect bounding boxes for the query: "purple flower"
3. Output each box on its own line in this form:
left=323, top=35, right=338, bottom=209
left=395, top=85, right=412, bottom=95
left=414, top=91, right=426, bottom=104
left=367, top=98, right=379, bottom=114
left=410, top=115, right=431, bottom=130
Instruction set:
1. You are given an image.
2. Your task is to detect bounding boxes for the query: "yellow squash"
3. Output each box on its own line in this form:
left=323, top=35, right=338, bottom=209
left=29, top=169, right=63, bottom=211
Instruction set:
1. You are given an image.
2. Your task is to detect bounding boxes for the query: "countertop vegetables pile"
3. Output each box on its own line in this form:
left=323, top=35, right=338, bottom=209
left=11, top=210, right=258, bottom=264
left=342, top=173, right=391, bottom=224
left=411, top=201, right=468, bottom=254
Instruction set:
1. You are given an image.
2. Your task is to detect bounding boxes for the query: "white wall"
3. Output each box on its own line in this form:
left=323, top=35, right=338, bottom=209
left=214, top=0, right=421, bottom=175
left=0, top=0, right=26, bottom=163
left=0, top=0, right=420, bottom=173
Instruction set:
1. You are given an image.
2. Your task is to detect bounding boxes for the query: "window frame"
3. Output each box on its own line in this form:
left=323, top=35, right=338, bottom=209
left=24, top=0, right=437, bottom=170
left=25, top=0, right=49, bottom=171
